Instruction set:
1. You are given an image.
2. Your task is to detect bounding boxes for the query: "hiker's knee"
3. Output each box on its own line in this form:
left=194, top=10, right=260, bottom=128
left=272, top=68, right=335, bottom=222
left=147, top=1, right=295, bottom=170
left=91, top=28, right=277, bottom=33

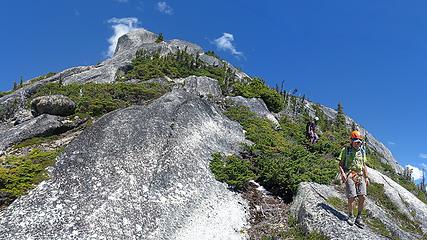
left=358, top=195, right=365, bottom=202
left=348, top=197, right=355, bottom=204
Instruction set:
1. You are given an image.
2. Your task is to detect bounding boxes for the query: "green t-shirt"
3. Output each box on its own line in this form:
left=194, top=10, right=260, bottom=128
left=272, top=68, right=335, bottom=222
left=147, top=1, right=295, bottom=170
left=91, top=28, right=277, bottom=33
left=339, top=146, right=366, bottom=172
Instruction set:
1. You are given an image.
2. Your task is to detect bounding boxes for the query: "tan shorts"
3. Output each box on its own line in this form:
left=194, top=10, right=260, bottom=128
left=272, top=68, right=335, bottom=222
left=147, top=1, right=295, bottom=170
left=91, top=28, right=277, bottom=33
left=346, top=173, right=367, bottom=199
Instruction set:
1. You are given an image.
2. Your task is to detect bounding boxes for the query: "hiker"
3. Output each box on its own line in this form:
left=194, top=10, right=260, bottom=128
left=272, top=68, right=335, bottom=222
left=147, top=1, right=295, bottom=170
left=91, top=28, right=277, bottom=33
left=338, top=130, right=370, bottom=228
left=306, top=116, right=319, bottom=144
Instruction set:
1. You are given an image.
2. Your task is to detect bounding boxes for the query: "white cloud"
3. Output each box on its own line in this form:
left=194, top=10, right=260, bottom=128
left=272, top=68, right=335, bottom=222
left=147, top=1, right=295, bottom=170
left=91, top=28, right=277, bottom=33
left=387, top=141, right=396, bottom=146
left=406, top=165, right=424, bottom=181
left=157, top=2, right=173, bottom=15
left=113, top=0, right=129, bottom=3
left=107, top=17, right=140, bottom=57
left=421, top=163, right=427, bottom=170
left=213, top=33, right=243, bottom=57
left=419, top=153, right=427, bottom=159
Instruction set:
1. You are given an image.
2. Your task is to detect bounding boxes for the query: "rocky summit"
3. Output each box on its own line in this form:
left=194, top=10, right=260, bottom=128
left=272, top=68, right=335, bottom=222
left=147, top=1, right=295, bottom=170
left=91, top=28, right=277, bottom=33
left=0, top=28, right=426, bottom=240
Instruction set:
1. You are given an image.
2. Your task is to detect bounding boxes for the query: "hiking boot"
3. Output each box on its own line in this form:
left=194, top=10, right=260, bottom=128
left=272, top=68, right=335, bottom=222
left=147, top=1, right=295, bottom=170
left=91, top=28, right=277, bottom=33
left=355, top=216, right=365, bottom=228
left=346, top=215, right=355, bottom=226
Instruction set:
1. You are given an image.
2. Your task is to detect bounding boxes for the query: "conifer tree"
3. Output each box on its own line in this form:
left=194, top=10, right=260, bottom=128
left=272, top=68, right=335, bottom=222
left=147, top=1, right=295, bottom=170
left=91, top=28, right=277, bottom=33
left=336, top=102, right=346, bottom=129
left=155, top=33, right=164, bottom=43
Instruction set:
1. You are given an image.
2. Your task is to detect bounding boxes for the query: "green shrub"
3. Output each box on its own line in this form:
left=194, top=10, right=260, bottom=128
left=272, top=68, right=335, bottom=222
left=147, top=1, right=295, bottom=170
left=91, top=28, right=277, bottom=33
left=209, top=153, right=255, bottom=189
left=119, top=49, right=236, bottom=94
left=233, top=78, right=284, bottom=113
left=0, top=148, right=63, bottom=200
left=218, top=106, right=337, bottom=199
left=29, top=82, right=170, bottom=117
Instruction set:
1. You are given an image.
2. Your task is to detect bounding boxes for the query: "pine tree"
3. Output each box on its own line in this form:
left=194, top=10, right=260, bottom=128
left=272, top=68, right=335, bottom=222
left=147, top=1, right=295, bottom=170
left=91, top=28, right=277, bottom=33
left=13, top=80, right=17, bottom=90
left=19, top=76, right=23, bottom=87
left=155, top=33, right=164, bottom=43
left=335, top=102, right=346, bottom=129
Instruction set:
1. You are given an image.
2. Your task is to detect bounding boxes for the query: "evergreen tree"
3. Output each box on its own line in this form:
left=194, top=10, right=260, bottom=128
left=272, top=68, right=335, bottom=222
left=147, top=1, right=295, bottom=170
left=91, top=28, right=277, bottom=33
left=13, top=80, right=17, bottom=91
left=19, top=76, right=23, bottom=87
left=335, top=102, right=346, bottom=129
left=155, top=33, right=164, bottom=43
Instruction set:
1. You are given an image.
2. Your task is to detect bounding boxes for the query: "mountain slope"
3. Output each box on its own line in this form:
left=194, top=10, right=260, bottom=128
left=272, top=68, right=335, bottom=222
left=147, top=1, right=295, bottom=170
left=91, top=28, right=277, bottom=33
left=0, top=29, right=425, bottom=239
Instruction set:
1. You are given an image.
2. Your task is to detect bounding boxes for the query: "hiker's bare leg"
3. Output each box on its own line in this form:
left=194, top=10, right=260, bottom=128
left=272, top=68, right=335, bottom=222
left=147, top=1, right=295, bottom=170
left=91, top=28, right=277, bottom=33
left=357, top=195, right=365, bottom=216
left=347, top=197, right=355, bottom=215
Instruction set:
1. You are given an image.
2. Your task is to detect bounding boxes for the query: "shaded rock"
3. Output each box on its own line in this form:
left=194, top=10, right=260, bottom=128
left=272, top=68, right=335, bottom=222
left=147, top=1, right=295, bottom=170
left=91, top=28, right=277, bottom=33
left=0, top=89, right=250, bottom=240
left=173, top=76, right=223, bottom=98
left=30, top=95, right=76, bottom=117
left=227, top=96, right=280, bottom=129
left=0, top=114, right=65, bottom=152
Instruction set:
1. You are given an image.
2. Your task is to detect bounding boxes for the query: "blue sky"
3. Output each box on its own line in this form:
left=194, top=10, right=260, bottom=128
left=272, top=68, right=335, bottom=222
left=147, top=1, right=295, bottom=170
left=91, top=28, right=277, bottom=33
left=1, top=0, right=426, bottom=181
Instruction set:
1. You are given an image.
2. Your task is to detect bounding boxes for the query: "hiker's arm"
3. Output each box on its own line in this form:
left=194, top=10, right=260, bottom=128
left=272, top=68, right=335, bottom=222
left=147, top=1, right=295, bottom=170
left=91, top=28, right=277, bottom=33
left=363, top=164, right=369, bottom=186
left=338, top=148, right=347, bottom=183
left=363, top=153, right=370, bottom=185
left=339, top=163, right=347, bottom=183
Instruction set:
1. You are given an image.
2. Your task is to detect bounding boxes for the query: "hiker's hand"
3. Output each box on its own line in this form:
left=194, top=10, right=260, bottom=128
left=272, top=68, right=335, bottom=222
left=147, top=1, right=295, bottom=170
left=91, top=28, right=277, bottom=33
left=365, top=178, right=370, bottom=186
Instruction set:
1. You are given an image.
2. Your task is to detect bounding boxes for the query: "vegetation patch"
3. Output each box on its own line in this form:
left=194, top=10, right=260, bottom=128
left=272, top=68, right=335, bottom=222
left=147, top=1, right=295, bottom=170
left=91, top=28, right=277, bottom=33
left=233, top=78, right=284, bottom=113
left=29, top=81, right=170, bottom=117
left=211, top=105, right=338, bottom=201
left=0, top=148, right=63, bottom=206
left=14, top=135, right=62, bottom=149
left=263, top=216, right=329, bottom=240
left=209, top=153, right=255, bottom=189
left=118, top=49, right=236, bottom=94
left=368, top=182, right=423, bottom=235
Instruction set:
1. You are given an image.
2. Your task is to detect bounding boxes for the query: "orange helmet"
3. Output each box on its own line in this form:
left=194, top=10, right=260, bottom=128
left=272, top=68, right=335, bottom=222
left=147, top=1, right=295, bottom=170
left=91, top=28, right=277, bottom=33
left=350, top=130, right=363, bottom=140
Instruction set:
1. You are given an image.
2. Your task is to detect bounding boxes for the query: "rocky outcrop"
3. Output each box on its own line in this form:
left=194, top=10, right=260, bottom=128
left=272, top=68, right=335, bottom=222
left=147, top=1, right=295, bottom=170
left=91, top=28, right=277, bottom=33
left=31, top=95, right=76, bottom=117
left=0, top=114, right=66, bottom=152
left=173, top=76, right=223, bottom=98
left=227, top=96, right=280, bottom=129
left=0, top=89, right=250, bottom=240
left=290, top=168, right=427, bottom=240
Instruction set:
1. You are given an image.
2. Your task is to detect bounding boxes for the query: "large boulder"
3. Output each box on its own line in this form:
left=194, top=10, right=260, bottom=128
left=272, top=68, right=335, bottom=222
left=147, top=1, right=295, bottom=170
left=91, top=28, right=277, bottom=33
left=31, top=95, right=76, bottom=117
left=0, top=89, right=250, bottom=240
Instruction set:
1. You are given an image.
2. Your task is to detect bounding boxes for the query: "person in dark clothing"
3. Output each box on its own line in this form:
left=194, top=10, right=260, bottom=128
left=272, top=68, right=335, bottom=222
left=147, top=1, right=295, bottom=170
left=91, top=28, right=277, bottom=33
left=306, top=116, right=319, bottom=144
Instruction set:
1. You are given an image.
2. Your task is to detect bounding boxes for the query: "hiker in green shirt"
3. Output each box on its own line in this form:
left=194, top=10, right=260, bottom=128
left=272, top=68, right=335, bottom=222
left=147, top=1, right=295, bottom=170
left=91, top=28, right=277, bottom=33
left=338, top=130, right=370, bottom=228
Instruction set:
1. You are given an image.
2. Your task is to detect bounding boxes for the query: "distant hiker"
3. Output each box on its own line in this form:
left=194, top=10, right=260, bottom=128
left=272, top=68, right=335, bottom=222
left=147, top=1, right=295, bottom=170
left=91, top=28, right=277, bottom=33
left=306, top=116, right=319, bottom=144
left=338, top=130, right=370, bottom=228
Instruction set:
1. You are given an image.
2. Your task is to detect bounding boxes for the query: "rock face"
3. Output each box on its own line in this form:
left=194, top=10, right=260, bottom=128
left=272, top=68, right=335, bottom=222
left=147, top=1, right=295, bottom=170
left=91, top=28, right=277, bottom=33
left=173, top=75, right=223, bottom=98
left=0, top=114, right=66, bottom=152
left=31, top=95, right=76, bottom=117
left=227, top=96, right=280, bottom=129
left=290, top=168, right=427, bottom=240
left=0, top=89, right=250, bottom=240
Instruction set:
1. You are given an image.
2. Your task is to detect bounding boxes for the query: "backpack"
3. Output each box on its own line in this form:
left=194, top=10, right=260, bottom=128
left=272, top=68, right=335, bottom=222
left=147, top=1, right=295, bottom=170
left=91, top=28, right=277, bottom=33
left=342, top=146, right=366, bottom=172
